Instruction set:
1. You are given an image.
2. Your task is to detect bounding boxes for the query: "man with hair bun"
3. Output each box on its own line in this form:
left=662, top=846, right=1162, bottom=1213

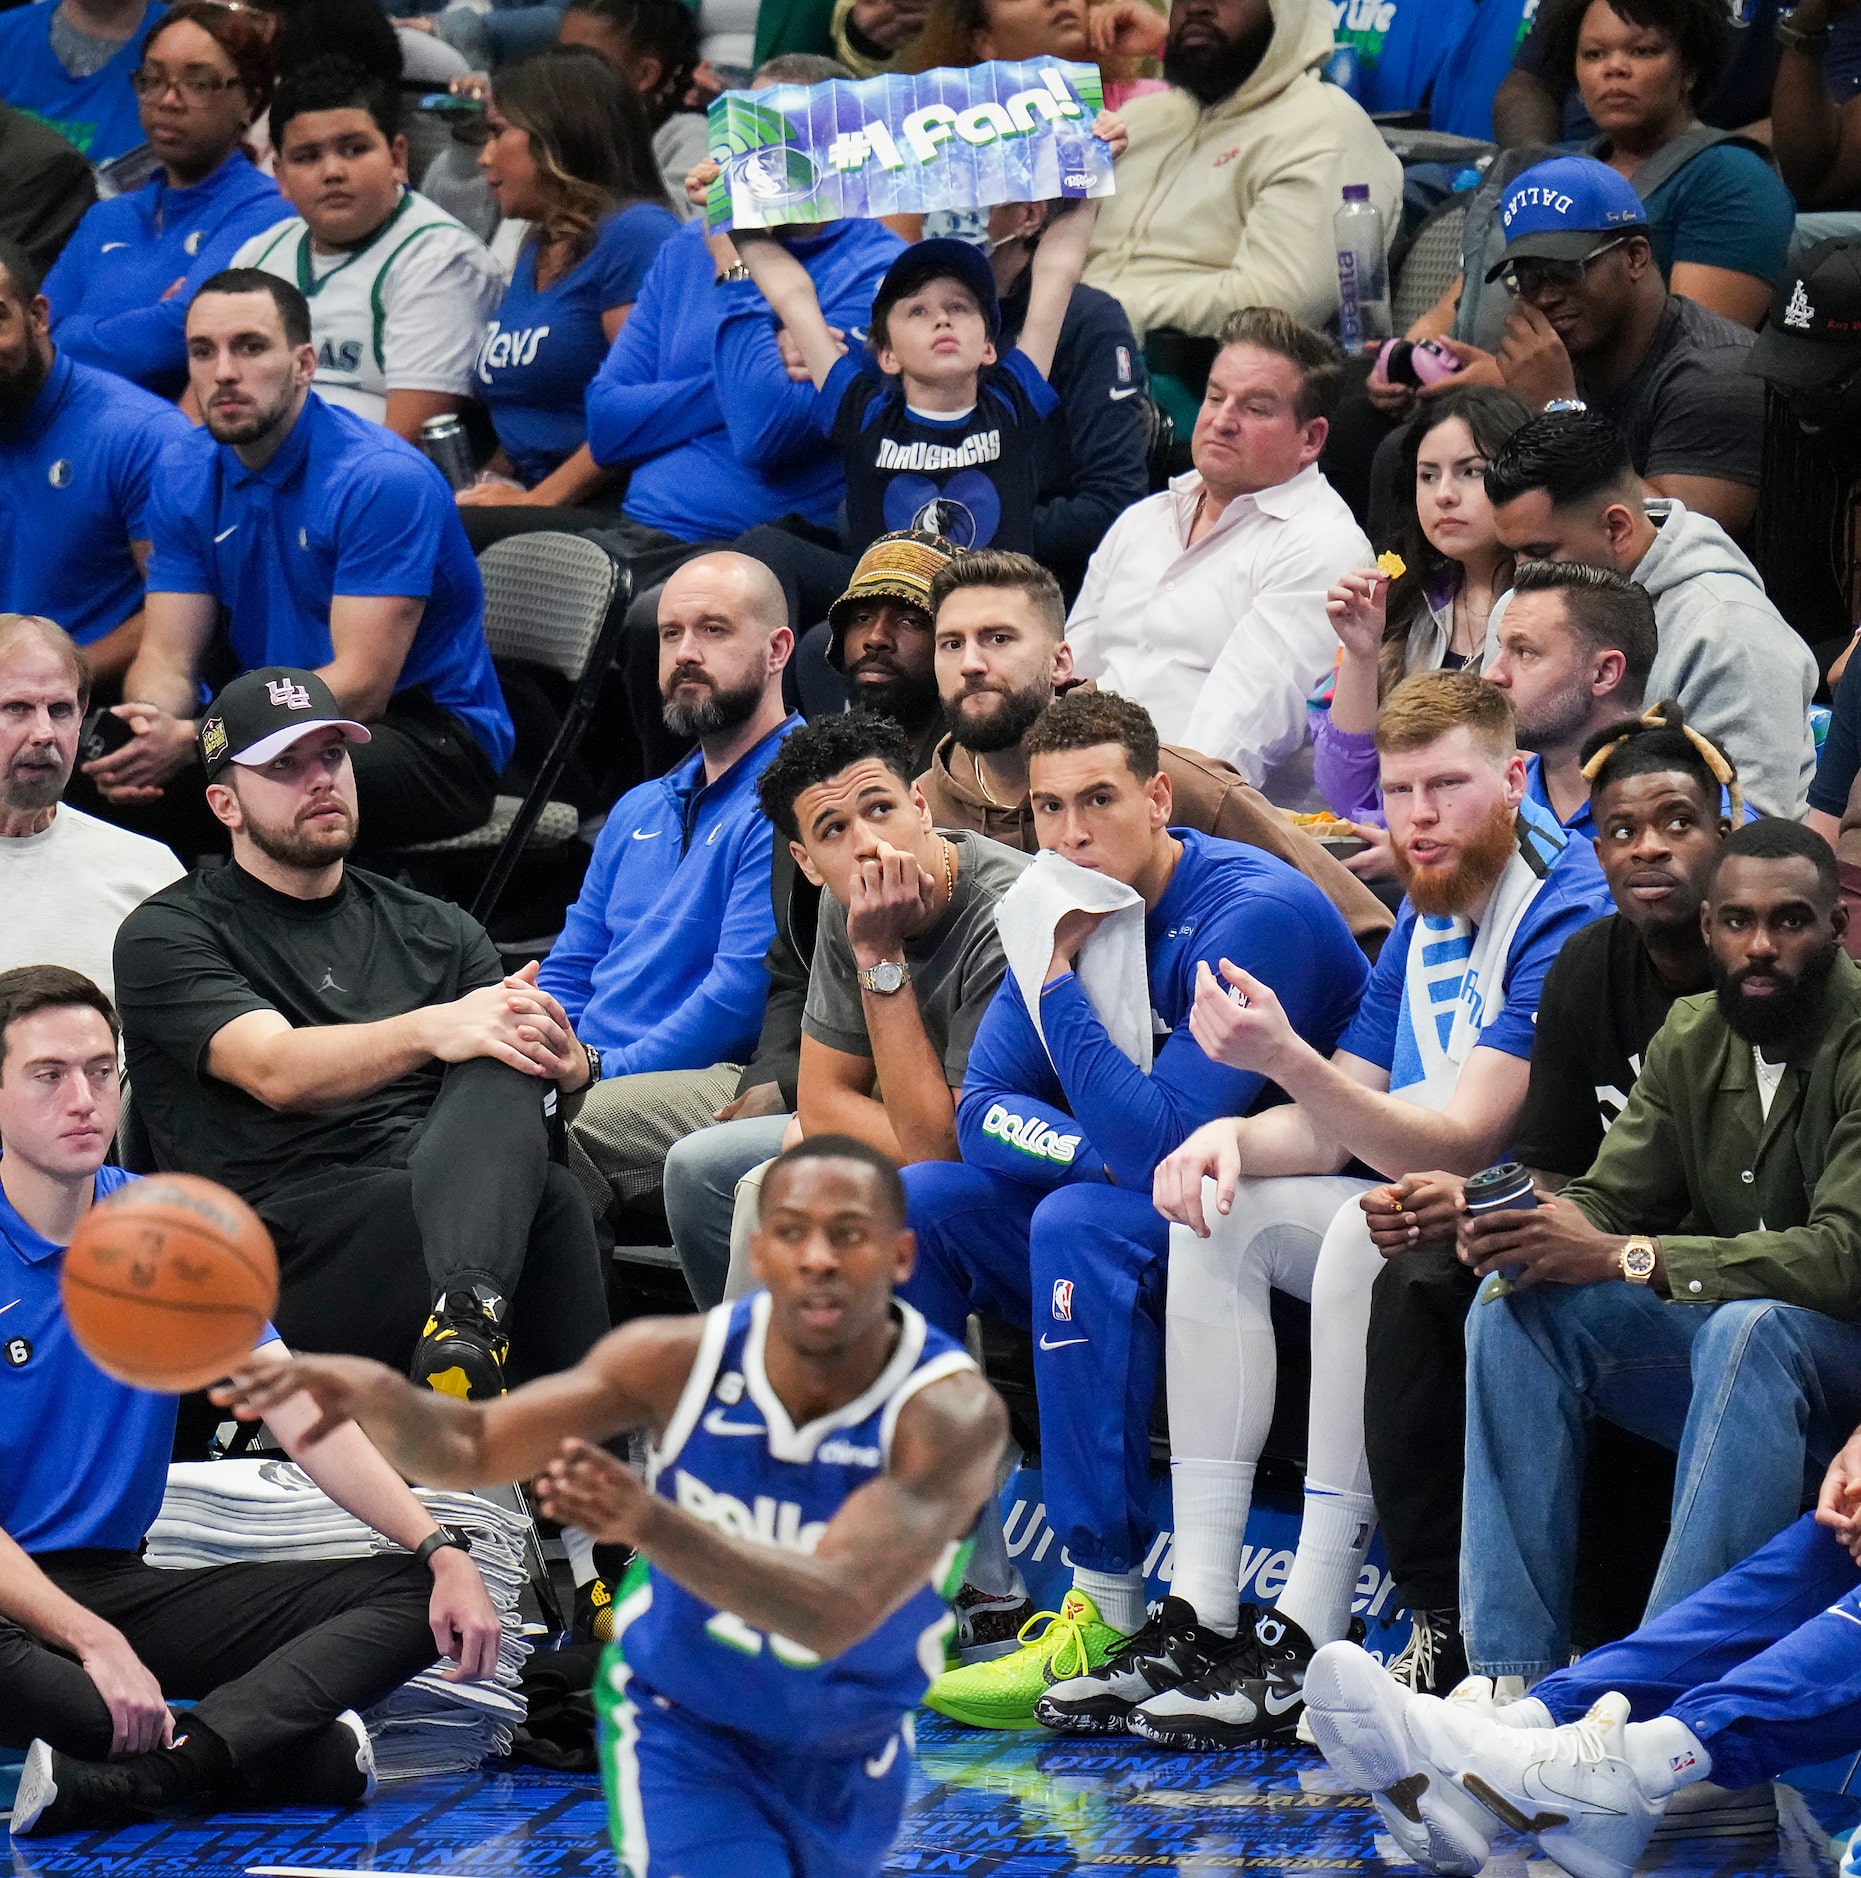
left=911, top=688, right=1369, bottom=1733
left=1139, top=671, right=1609, bottom=1746
left=1459, top=815, right=1861, bottom=1685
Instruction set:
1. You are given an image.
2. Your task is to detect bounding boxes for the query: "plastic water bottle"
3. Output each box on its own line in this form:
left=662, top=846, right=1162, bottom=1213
left=1335, top=183, right=1392, bottom=353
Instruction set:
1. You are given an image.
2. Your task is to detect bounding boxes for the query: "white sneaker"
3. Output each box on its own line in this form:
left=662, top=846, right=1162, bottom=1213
left=1301, top=1642, right=1499, bottom=1877
left=1409, top=1690, right=1663, bottom=1878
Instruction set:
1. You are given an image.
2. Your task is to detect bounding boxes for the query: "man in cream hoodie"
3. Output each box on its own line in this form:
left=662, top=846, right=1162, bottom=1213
left=1484, top=412, right=1816, bottom=821
left=1083, top=0, right=1400, bottom=339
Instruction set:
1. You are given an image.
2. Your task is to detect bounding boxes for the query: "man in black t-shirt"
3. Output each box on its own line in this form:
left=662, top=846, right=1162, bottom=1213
left=114, top=668, right=608, bottom=1399
left=1357, top=706, right=1733, bottom=1692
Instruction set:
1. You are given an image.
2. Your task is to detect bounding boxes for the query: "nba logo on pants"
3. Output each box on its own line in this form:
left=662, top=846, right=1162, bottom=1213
left=1051, top=1280, right=1074, bottom=1321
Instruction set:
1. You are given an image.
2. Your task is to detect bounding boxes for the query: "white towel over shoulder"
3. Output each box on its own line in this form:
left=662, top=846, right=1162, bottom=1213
left=995, top=851, right=1152, bottom=1074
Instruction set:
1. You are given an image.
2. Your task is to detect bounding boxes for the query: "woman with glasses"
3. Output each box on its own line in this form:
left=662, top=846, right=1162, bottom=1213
left=1310, top=387, right=1533, bottom=872
left=456, top=45, right=679, bottom=514
left=39, top=1, right=283, bottom=396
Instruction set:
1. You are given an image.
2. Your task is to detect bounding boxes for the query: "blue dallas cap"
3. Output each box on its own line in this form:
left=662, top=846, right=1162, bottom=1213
left=1483, top=155, right=1649, bottom=281
left=872, top=236, right=1002, bottom=343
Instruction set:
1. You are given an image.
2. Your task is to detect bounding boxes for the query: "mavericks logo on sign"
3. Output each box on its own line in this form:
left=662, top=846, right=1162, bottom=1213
left=706, top=59, right=1113, bottom=231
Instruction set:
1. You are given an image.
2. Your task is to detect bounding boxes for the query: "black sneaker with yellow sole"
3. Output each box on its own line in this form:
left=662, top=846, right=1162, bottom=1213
left=411, top=1286, right=509, bottom=1399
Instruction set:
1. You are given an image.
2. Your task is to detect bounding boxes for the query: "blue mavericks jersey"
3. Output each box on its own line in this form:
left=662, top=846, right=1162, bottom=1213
left=614, top=1291, right=976, bottom=1749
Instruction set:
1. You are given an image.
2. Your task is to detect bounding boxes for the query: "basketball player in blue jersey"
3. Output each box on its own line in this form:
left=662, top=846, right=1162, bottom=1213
left=215, top=1134, right=1009, bottom=1878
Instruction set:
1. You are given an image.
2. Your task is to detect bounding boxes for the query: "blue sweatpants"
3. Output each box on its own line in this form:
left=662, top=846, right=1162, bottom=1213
left=1533, top=1512, right=1861, bottom=1790
left=597, top=1666, right=911, bottom=1878
left=900, top=1163, right=1166, bottom=1575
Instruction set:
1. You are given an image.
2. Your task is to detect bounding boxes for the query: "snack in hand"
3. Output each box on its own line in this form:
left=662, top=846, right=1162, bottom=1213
left=1376, top=550, right=1407, bottom=580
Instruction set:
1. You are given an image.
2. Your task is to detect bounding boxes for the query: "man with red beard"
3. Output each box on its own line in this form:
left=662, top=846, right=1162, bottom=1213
left=112, top=667, right=609, bottom=1402
left=1128, top=670, right=1610, bottom=1750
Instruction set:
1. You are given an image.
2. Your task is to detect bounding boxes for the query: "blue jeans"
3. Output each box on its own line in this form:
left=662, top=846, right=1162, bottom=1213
left=1462, top=1283, right=1861, bottom=1680
left=1534, top=1512, right=1861, bottom=1791
left=663, top=1114, right=792, bottom=1309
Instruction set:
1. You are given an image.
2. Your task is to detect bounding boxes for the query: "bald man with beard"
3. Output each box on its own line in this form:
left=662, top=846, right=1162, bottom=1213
left=543, top=552, right=806, bottom=1258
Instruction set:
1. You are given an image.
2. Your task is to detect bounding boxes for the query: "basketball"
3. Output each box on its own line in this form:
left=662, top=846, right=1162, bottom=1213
left=60, top=1175, right=279, bottom=1392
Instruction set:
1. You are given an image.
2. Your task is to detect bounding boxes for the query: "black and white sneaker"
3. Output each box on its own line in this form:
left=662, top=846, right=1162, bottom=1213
left=1131, top=1607, right=1355, bottom=1751
left=1387, top=1608, right=1470, bottom=1698
left=1034, top=1596, right=1229, bottom=1734
left=10, top=1740, right=159, bottom=1838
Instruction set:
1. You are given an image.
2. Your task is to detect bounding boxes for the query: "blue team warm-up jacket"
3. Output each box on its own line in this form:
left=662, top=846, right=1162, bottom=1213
left=957, top=829, right=1370, bottom=1192
left=536, top=715, right=803, bottom=1073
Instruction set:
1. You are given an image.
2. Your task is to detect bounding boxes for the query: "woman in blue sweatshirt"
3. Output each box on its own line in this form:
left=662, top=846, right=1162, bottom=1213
left=42, top=0, right=282, bottom=396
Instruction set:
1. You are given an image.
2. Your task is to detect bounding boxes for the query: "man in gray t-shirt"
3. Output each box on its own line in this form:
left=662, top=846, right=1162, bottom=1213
left=758, top=711, right=1031, bottom=1164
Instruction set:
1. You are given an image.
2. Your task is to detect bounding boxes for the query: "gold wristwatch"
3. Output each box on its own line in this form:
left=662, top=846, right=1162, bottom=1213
left=857, top=959, right=910, bottom=995
left=1619, top=1236, right=1659, bottom=1284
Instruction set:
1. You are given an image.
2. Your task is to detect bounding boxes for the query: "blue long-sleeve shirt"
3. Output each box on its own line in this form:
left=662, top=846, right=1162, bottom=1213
left=1000, top=274, right=1150, bottom=598
left=585, top=218, right=899, bottom=542
left=957, top=829, right=1371, bottom=1192
left=44, top=150, right=283, bottom=395
left=711, top=217, right=903, bottom=485
left=537, top=713, right=802, bottom=1071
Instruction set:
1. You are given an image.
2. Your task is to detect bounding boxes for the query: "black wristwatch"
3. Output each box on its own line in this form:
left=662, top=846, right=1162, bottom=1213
left=581, top=1041, right=604, bottom=1087
left=414, top=1526, right=472, bottom=1570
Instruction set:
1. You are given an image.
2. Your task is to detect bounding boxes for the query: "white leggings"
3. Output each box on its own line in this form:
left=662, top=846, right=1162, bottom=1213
left=1166, top=1174, right=1381, bottom=1493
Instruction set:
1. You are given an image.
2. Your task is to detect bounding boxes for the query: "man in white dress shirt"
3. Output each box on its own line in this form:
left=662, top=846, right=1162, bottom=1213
left=1065, top=308, right=1368, bottom=804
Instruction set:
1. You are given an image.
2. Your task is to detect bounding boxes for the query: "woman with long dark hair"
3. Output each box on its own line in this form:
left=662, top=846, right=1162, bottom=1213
left=41, top=0, right=283, bottom=394
left=1312, top=386, right=1533, bottom=851
left=459, top=43, right=678, bottom=508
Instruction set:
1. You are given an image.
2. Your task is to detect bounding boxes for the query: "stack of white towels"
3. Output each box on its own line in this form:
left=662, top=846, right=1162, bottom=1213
left=148, top=1461, right=532, bottom=1778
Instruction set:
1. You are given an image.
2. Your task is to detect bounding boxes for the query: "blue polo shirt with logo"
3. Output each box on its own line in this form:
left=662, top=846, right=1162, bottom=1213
left=145, top=391, right=514, bottom=771
left=0, top=350, right=195, bottom=646
left=1, top=1165, right=168, bottom=1552
left=0, top=0, right=165, bottom=161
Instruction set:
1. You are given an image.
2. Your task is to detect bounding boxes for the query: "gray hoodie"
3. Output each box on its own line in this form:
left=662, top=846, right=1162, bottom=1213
left=1483, top=500, right=1814, bottom=818
left=1630, top=500, right=1816, bottom=820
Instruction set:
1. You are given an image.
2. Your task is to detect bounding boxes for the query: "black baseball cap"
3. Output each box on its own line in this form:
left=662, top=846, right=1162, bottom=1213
left=198, top=666, right=371, bottom=781
left=871, top=237, right=1001, bottom=343
left=1747, top=238, right=1861, bottom=390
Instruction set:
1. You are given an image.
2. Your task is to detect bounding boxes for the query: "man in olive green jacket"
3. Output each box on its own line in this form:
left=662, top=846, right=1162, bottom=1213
left=1452, top=818, right=1861, bottom=1685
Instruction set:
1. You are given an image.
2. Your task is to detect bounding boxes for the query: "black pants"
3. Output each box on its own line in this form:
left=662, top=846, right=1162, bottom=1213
left=71, top=692, right=499, bottom=861
left=1365, top=1246, right=1478, bottom=1613
left=258, top=1057, right=609, bottom=1382
left=1, top=1550, right=436, bottom=1775
left=1366, top=1245, right=1681, bottom=1646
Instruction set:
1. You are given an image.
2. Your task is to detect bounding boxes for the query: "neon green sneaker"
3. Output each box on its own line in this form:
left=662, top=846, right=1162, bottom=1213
left=922, top=1590, right=1128, bottom=1729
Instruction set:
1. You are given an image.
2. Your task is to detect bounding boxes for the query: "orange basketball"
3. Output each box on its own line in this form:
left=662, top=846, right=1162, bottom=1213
left=61, top=1174, right=279, bottom=1392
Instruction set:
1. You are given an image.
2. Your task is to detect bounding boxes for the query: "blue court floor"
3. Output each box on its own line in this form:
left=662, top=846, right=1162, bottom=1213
left=8, top=1715, right=1861, bottom=1878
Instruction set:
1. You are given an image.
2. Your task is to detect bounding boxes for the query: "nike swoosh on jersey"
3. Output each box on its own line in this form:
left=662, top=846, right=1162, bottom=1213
left=1038, top=1333, right=1088, bottom=1350
left=0, top=1300, right=18, bottom=1315
left=1108, top=386, right=1141, bottom=401
left=701, top=1407, right=768, bottom=1436
left=706, top=823, right=724, bottom=844
left=214, top=526, right=238, bottom=543
left=101, top=241, right=129, bottom=252
left=632, top=828, right=661, bottom=840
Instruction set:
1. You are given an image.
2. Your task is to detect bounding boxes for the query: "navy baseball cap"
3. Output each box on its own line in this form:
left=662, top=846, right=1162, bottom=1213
left=1483, top=156, right=1650, bottom=281
left=1747, top=237, right=1861, bottom=390
left=871, top=237, right=1001, bottom=342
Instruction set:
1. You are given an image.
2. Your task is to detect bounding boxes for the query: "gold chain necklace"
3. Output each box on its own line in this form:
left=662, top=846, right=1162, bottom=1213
left=971, top=747, right=1003, bottom=808
left=940, top=835, right=956, bottom=901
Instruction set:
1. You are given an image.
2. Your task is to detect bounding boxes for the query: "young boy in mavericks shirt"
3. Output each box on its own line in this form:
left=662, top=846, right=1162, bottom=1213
left=727, top=113, right=1125, bottom=555
left=903, top=691, right=1368, bottom=1729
